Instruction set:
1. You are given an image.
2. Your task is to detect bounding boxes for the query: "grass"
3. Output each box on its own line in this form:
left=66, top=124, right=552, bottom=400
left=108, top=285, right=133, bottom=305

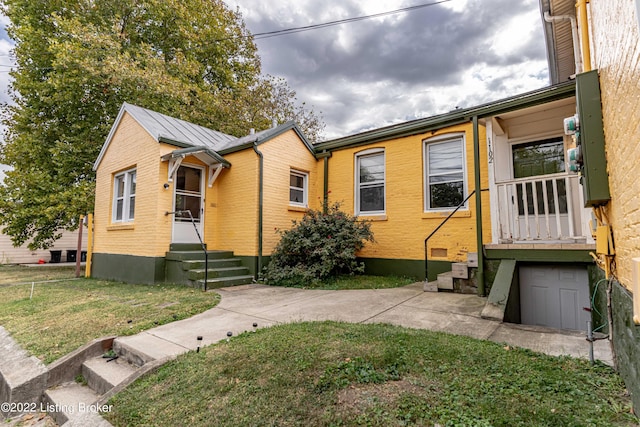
left=105, top=322, right=636, bottom=427
left=0, top=265, right=219, bottom=363
left=0, top=264, right=81, bottom=285
left=275, top=274, right=416, bottom=290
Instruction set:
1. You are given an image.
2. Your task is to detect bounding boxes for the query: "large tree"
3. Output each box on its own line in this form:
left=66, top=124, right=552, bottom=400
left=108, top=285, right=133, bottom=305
left=0, top=0, right=324, bottom=250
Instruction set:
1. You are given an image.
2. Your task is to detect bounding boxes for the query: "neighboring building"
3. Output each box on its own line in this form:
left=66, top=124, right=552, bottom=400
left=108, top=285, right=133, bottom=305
left=540, top=0, right=640, bottom=412
left=0, top=164, right=88, bottom=265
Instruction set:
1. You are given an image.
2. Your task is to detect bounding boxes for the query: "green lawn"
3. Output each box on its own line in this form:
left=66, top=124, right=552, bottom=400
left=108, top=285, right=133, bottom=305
left=299, top=274, right=415, bottom=290
left=0, top=265, right=218, bottom=363
left=106, top=322, right=636, bottom=427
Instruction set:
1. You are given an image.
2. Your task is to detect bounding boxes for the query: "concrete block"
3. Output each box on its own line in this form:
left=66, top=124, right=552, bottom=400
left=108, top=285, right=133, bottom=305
left=423, top=281, right=438, bottom=292
left=451, top=262, right=469, bottom=279
left=82, top=356, right=138, bottom=395
left=0, top=327, right=48, bottom=418
left=43, top=382, right=100, bottom=426
left=437, top=271, right=454, bottom=290
left=467, top=252, right=479, bottom=267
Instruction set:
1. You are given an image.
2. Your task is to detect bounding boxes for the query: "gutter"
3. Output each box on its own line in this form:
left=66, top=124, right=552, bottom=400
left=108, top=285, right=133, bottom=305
left=253, top=143, right=264, bottom=278
left=543, top=11, right=582, bottom=74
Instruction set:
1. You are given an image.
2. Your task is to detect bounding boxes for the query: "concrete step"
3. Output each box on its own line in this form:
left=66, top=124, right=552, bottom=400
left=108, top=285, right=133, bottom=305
left=112, top=338, right=156, bottom=367
left=451, top=262, right=469, bottom=279
left=188, top=266, right=251, bottom=281
left=82, top=355, right=139, bottom=395
left=423, top=281, right=439, bottom=292
left=437, top=271, right=454, bottom=290
left=197, top=274, right=254, bottom=289
left=180, top=258, right=243, bottom=271
left=165, top=250, right=234, bottom=261
left=43, top=382, right=100, bottom=426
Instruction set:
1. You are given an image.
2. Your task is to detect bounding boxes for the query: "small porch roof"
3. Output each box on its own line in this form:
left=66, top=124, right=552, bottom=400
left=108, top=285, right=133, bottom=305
left=160, top=146, right=231, bottom=169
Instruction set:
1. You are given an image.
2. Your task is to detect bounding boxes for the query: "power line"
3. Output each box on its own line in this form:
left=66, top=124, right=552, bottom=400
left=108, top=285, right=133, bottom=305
left=234, top=0, right=454, bottom=41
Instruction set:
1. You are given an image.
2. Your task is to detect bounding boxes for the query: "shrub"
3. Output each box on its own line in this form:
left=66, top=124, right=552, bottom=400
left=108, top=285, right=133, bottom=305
left=262, top=202, right=374, bottom=287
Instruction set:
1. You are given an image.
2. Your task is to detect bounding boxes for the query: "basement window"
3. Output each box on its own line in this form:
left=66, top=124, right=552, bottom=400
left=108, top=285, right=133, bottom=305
left=112, top=168, right=136, bottom=223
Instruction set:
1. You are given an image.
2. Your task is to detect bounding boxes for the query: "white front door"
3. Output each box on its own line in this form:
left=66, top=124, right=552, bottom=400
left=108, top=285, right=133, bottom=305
left=172, top=165, right=204, bottom=243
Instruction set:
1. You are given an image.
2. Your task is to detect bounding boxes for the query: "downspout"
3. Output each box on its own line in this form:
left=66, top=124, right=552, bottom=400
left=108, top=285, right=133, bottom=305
left=544, top=11, right=583, bottom=74
left=576, top=0, right=591, bottom=72
left=253, top=142, right=264, bottom=278
left=323, top=155, right=329, bottom=212
left=473, top=116, right=485, bottom=296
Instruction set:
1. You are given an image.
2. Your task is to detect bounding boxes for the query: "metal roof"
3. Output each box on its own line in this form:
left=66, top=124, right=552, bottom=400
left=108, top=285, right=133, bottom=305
left=121, top=103, right=237, bottom=150
left=315, top=81, right=576, bottom=152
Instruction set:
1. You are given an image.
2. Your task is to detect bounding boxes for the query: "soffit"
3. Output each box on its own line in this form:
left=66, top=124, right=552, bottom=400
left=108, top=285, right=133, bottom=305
left=540, top=0, right=577, bottom=84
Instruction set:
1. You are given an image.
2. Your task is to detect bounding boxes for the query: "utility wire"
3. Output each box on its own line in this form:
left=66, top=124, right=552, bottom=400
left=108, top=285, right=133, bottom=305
left=232, top=0, right=454, bottom=41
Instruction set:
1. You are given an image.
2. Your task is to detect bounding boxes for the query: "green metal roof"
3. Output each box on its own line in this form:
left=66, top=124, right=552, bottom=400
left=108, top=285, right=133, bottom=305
left=314, top=81, right=576, bottom=152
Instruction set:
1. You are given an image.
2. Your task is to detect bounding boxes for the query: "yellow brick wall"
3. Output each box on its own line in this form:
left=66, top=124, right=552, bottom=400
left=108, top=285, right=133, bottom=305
left=260, top=130, right=319, bottom=254
left=94, top=113, right=172, bottom=257
left=325, top=122, right=491, bottom=262
left=208, top=149, right=259, bottom=256
left=590, top=1, right=640, bottom=290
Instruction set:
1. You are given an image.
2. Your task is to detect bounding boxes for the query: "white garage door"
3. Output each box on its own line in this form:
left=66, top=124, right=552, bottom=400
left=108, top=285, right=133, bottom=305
left=519, top=265, right=590, bottom=331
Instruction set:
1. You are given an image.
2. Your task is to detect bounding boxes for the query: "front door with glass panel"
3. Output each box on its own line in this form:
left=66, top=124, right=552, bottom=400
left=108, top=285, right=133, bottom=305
left=172, top=165, right=204, bottom=243
left=512, top=137, right=569, bottom=239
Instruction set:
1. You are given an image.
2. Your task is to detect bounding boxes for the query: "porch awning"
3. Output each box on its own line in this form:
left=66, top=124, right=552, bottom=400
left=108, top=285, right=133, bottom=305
left=161, top=146, right=231, bottom=187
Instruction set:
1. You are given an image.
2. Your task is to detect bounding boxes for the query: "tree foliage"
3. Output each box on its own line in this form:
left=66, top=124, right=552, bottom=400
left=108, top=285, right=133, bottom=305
left=0, top=0, right=324, bottom=249
left=262, top=202, right=375, bottom=287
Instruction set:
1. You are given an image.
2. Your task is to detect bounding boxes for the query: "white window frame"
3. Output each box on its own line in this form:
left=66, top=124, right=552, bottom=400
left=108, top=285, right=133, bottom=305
left=289, top=169, right=308, bottom=207
left=112, top=168, right=136, bottom=223
left=355, top=149, right=386, bottom=216
left=424, top=134, right=467, bottom=212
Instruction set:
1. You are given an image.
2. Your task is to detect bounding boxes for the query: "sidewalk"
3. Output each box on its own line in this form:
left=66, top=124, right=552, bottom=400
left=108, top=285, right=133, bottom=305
left=117, top=282, right=613, bottom=366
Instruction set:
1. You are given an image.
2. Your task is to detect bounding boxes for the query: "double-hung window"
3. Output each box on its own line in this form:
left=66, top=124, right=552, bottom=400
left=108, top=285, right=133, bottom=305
left=113, top=168, right=136, bottom=223
left=356, top=150, right=385, bottom=215
left=289, top=170, right=308, bottom=207
left=425, top=136, right=466, bottom=210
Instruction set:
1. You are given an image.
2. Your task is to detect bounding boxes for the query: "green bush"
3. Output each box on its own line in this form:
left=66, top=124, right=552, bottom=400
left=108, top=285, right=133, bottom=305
left=262, top=202, right=374, bottom=286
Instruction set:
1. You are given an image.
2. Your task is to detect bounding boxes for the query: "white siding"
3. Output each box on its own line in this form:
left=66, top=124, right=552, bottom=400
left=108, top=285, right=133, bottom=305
left=0, top=227, right=89, bottom=264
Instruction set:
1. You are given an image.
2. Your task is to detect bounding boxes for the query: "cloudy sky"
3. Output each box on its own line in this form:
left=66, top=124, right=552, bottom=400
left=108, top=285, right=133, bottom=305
left=224, top=0, right=550, bottom=139
left=0, top=0, right=550, bottom=143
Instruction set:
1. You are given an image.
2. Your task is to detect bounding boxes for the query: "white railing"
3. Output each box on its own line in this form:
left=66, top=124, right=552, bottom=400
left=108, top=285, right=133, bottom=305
left=495, top=174, right=584, bottom=242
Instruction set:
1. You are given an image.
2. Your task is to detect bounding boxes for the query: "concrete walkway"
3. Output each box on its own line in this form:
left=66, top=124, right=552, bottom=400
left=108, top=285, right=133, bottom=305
left=117, top=282, right=613, bottom=365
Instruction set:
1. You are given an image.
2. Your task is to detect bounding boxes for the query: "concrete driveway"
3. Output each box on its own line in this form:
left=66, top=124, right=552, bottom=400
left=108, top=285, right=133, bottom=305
left=118, top=282, right=613, bottom=365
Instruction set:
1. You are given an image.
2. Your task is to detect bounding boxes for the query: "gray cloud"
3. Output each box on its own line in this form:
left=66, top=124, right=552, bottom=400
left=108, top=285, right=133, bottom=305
left=231, top=0, right=550, bottom=139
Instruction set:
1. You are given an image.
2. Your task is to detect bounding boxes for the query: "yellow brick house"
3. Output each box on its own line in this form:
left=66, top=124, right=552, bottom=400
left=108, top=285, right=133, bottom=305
left=92, top=103, right=318, bottom=286
left=539, top=0, right=640, bottom=412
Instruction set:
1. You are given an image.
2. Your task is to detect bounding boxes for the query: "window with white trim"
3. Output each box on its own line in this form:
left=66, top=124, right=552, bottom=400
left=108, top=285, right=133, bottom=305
left=424, top=136, right=466, bottom=210
left=112, top=169, right=136, bottom=222
left=289, top=170, right=308, bottom=207
left=356, top=150, right=385, bottom=215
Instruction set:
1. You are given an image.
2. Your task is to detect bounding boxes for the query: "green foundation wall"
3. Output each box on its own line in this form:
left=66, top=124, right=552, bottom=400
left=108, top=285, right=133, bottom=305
left=91, top=253, right=166, bottom=284
left=358, top=257, right=451, bottom=281
left=590, top=266, right=640, bottom=413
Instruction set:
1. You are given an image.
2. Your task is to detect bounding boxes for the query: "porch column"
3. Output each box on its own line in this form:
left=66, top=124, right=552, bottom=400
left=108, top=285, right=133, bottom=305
left=473, top=115, right=485, bottom=296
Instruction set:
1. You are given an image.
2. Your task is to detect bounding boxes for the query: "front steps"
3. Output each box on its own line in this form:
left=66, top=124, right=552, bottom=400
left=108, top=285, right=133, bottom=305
left=424, top=253, right=478, bottom=294
left=42, top=336, right=163, bottom=426
left=165, top=244, right=254, bottom=289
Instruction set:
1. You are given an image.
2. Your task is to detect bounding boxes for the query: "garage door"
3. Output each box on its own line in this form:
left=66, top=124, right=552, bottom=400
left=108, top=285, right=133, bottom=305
left=519, top=265, right=590, bottom=331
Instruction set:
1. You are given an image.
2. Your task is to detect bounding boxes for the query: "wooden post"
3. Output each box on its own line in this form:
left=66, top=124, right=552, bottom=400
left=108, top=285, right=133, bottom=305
left=85, top=214, right=93, bottom=278
left=75, top=215, right=84, bottom=278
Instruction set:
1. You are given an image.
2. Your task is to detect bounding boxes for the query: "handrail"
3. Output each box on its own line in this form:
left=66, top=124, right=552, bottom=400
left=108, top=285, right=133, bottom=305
left=165, top=210, right=209, bottom=291
left=424, top=190, right=476, bottom=283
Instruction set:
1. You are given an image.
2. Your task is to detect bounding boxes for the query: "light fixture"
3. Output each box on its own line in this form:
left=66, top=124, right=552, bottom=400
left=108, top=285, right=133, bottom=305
left=163, top=183, right=170, bottom=189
